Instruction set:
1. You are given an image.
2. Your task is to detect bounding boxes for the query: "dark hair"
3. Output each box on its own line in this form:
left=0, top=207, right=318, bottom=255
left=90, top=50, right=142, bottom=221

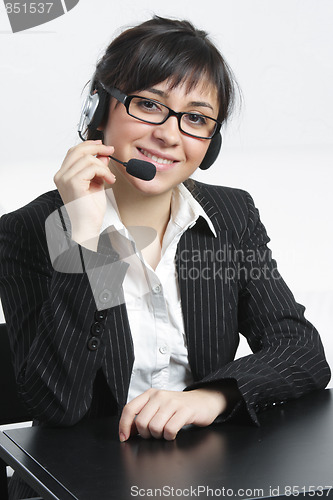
left=87, top=16, right=239, bottom=140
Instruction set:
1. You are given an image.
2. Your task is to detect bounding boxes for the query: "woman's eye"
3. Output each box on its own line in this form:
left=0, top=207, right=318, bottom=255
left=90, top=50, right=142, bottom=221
left=139, top=99, right=160, bottom=111
left=186, top=113, right=207, bottom=126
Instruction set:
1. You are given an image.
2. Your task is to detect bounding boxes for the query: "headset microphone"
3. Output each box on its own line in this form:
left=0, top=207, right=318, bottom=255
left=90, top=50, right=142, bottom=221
left=109, top=155, right=156, bottom=181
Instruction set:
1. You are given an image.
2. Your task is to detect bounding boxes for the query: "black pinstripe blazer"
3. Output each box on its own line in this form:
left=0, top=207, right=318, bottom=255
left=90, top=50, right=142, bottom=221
left=0, top=182, right=330, bottom=427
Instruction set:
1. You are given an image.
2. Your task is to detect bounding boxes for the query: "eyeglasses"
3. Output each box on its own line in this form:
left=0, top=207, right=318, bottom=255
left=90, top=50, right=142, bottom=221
left=101, top=85, right=221, bottom=140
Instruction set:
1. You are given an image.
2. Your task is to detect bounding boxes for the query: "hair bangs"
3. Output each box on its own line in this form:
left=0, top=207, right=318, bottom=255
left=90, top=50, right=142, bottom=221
left=121, top=35, right=220, bottom=98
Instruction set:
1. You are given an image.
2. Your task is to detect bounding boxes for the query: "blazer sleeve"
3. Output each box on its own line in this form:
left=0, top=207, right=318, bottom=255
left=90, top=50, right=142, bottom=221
left=185, top=189, right=331, bottom=425
left=0, top=198, right=128, bottom=426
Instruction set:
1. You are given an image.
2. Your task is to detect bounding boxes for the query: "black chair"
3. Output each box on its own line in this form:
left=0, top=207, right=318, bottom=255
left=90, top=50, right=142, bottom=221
left=0, top=323, right=41, bottom=500
left=0, top=324, right=31, bottom=426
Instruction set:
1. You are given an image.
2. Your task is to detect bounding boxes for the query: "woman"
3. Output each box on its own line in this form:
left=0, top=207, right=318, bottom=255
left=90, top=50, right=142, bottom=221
left=0, top=15, right=330, bottom=447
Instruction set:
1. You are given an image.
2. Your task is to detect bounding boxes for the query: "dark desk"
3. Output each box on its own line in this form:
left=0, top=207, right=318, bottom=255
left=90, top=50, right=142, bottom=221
left=1, top=390, right=333, bottom=500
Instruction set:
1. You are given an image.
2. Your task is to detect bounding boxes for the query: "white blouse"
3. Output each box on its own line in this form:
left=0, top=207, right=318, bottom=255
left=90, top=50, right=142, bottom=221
left=100, top=184, right=216, bottom=403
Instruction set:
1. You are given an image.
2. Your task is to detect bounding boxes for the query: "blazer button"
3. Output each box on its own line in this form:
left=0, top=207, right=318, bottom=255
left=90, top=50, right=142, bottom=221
left=95, top=310, right=107, bottom=321
left=87, top=337, right=100, bottom=351
left=90, top=322, right=104, bottom=336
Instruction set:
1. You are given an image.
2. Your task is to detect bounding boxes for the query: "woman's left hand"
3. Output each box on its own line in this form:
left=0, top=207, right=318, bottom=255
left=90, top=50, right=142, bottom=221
left=118, top=387, right=228, bottom=441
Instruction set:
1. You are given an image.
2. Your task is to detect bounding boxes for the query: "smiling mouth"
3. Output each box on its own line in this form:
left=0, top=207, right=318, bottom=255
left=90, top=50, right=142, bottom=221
left=139, top=148, right=176, bottom=165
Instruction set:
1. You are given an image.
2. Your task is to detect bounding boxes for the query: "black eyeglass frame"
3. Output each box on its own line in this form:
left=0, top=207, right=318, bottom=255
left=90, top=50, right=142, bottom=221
left=100, top=84, right=222, bottom=140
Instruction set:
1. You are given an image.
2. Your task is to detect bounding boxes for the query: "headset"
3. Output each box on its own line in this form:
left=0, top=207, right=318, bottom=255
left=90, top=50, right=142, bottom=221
left=78, top=76, right=222, bottom=176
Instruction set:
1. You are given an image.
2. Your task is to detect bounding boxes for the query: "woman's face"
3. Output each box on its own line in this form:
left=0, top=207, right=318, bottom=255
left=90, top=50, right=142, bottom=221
left=102, top=78, right=219, bottom=197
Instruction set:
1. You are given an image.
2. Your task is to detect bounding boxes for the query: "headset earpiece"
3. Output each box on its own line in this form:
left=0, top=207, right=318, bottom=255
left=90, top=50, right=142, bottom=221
left=87, top=83, right=108, bottom=131
left=78, top=77, right=109, bottom=137
left=199, top=133, right=222, bottom=170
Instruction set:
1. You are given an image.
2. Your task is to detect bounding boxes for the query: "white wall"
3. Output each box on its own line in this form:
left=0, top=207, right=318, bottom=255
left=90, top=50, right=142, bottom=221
left=1, top=0, right=332, bottom=383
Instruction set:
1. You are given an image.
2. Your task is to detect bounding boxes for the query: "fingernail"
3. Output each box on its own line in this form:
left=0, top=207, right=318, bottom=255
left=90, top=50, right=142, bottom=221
left=119, top=432, right=126, bottom=442
left=94, top=139, right=102, bottom=143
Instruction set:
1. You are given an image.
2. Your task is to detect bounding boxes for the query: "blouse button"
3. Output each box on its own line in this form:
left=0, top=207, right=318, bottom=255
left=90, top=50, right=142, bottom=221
left=153, top=284, right=161, bottom=294
left=99, top=289, right=113, bottom=304
left=159, top=345, right=169, bottom=355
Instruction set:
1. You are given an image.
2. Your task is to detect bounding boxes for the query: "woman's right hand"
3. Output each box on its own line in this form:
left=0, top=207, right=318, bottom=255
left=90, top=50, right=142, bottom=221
left=54, top=140, right=116, bottom=250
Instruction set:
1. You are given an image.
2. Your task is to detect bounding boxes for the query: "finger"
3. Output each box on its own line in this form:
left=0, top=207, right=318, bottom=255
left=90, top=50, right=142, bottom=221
left=58, top=160, right=115, bottom=191
left=77, top=164, right=115, bottom=187
left=70, top=139, right=114, bottom=156
left=59, top=142, right=114, bottom=175
left=60, top=155, right=113, bottom=182
left=57, top=168, right=113, bottom=205
left=134, top=400, right=161, bottom=439
left=59, top=148, right=113, bottom=178
left=96, top=154, right=111, bottom=167
left=119, top=392, right=152, bottom=441
left=147, top=408, right=177, bottom=439
left=162, top=410, right=191, bottom=441
left=54, top=153, right=113, bottom=191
